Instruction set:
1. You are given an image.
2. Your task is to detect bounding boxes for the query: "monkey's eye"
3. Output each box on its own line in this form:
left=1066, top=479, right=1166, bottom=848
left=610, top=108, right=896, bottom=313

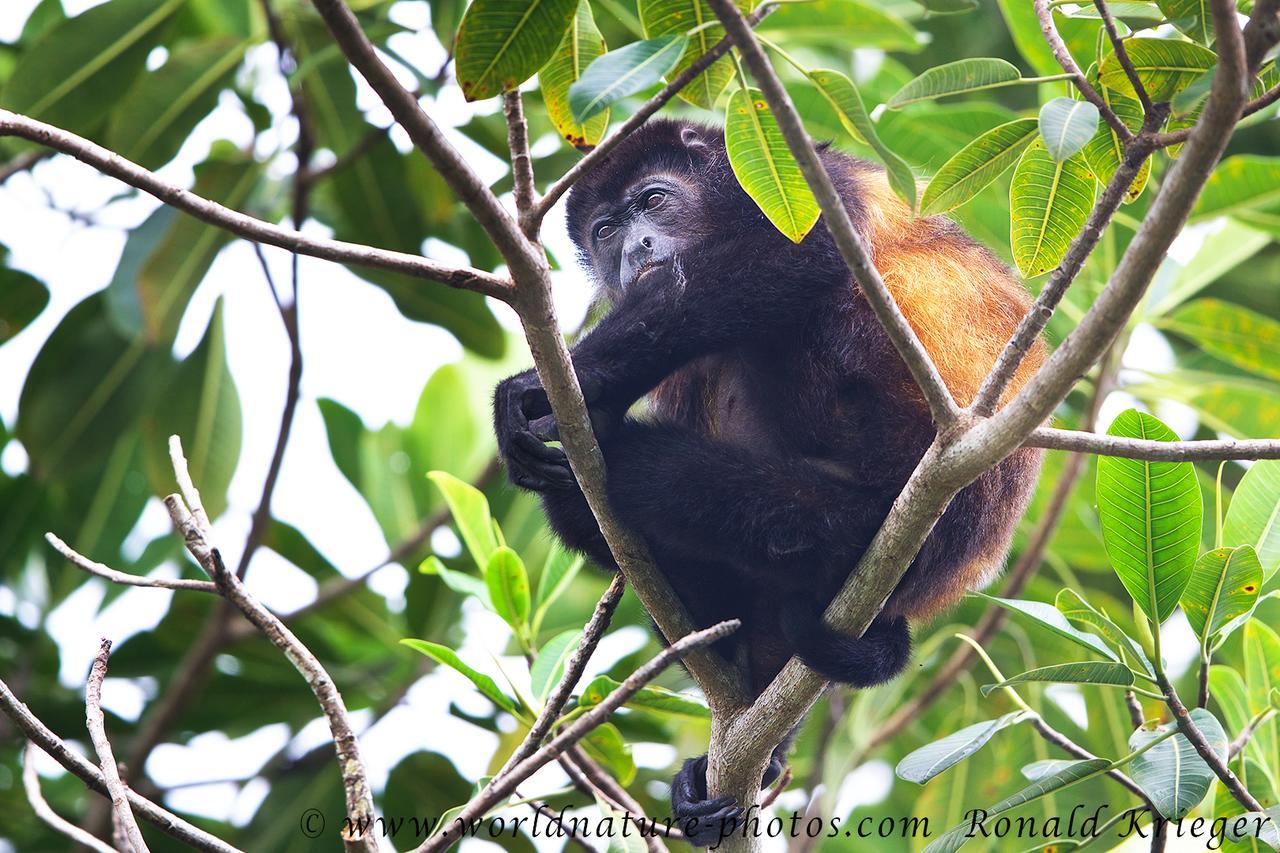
left=594, top=223, right=616, bottom=241
left=643, top=190, right=667, bottom=210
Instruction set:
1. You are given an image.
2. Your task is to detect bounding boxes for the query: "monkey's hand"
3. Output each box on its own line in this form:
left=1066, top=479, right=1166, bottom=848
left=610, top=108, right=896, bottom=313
left=670, top=754, right=785, bottom=847
left=493, top=369, right=617, bottom=492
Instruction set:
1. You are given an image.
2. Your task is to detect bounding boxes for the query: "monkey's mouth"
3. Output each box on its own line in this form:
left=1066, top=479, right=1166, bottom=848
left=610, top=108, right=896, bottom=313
left=629, top=259, right=668, bottom=287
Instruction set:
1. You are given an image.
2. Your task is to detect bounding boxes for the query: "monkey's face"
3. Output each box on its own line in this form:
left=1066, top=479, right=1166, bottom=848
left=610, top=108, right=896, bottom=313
left=580, top=173, right=701, bottom=298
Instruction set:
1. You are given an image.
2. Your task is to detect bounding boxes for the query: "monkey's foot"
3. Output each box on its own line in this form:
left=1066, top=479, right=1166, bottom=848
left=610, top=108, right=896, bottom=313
left=672, top=756, right=741, bottom=847
left=670, top=754, right=786, bottom=847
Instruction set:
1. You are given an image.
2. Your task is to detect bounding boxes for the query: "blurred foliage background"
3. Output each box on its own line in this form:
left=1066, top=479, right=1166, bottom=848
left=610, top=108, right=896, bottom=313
left=0, top=0, right=1278, bottom=850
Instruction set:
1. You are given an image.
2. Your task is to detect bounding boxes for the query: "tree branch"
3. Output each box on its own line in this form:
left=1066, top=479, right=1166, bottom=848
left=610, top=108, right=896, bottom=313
left=45, top=533, right=217, bottom=593
left=504, top=89, right=538, bottom=233
left=1092, top=0, right=1156, bottom=113
left=23, top=742, right=116, bottom=853
left=1229, top=709, right=1277, bottom=759
left=958, top=0, right=1264, bottom=465
left=498, top=575, right=626, bottom=780
left=86, top=639, right=150, bottom=853
left=0, top=110, right=511, bottom=300
left=707, top=0, right=960, bottom=430
left=971, top=132, right=1153, bottom=416
left=414, top=619, right=740, bottom=853
left=529, top=3, right=779, bottom=234
left=1032, top=0, right=1134, bottom=139
left=307, top=0, right=537, bottom=271
left=1156, top=671, right=1265, bottom=813
left=166, top=437, right=377, bottom=853
left=1026, top=428, right=1280, bottom=460
left=0, top=678, right=241, bottom=853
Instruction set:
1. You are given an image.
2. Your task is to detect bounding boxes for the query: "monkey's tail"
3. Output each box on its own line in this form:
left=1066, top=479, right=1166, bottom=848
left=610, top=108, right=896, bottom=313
left=783, top=612, right=912, bottom=688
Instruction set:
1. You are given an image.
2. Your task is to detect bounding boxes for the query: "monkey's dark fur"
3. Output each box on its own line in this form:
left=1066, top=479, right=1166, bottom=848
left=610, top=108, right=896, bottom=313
left=492, top=119, right=1044, bottom=843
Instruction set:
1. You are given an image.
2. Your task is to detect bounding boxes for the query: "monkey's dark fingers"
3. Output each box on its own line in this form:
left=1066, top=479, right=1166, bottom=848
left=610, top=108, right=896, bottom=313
left=677, top=805, right=743, bottom=847
left=529, top=414, right=560, bottom=442
left=513, top=431, right=568, bottom=465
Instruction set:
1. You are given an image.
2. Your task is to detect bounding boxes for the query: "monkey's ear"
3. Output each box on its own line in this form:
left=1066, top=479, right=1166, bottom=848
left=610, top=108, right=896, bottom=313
left=680, top=126, right=708, bottom=151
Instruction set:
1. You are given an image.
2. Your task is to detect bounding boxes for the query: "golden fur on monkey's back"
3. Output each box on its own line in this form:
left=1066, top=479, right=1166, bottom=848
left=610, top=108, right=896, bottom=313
left=843, top=161, right=1046, bottom=409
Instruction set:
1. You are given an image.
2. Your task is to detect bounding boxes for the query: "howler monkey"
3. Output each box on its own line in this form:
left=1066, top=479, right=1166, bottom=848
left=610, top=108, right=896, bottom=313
left=492, top=119, right=1044, bottom=843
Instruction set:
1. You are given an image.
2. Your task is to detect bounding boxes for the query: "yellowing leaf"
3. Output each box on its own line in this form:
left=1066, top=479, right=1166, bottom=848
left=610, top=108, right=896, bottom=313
left=1010, top=141, right=1095, bottom=277
left=724, top=87, right=820, bottom=243
left=540, top=0, right=608, bottom=150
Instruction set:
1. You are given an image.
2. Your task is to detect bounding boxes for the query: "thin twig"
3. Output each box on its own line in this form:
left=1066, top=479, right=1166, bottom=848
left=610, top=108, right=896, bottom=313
left=525, top=797, right=598, bottom=852
left=971, top=136, right=1153, bottom=415
left=0, top=110, right=511, bottom=299
left=1156, top=671, right=1264, bottom=813
left=504, top=90, right=538, bottom=233
left=530, top=4, right=779, bottom=233
left=23, top=742, right=116, bottom=853
left=0, top=678, right=241, bottom=853
left=498, top=575, right=626, bottom=780
left=1025, top=428, right=1280, bottom=460
left=707, top=0, right=959, bottom=429
left=45, top=533, right=217, bottom=593
left=566, top=747, right=670, bottom=853
left=760, top=766, right=792, bottom=808
left=1229, top=708, right=1277, bottom=759
left=308, top=0, right=535, bottom=270
left=1032, top=0, right=1134, bottom=139
left=166, top=438, right=377, bottom=852
left=86, top=639, right=150, bottom=853
left=0, top=149, right=49, bottom=183
left=1092, top=0, right=1156, bottom=113
left=414, top=619, right=740, bottom=853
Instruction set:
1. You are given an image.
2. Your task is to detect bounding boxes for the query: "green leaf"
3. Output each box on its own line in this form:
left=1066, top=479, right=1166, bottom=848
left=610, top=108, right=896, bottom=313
left=540, top=0, right=608, bottom=150
left=420, top=555, right=492, bottom=605
left=1156, top=0, right=1215, bottom=45
left=1021, top=759, right=1084, bottom=781
left=578, top=674, right=711, bottom=719
left=1180, top=546, right=1264, bottom=642
left=534, top=543, right=584, bottom=619
left=921, top=118, right=1038, bottom=215
left=484, top=546, right=531, bottom=630
left=142, top=301, right=241, bottom=520
left=924, top=760, right=1111, bottom=853
left=1243, top=621, right=1280, bottom=779
left=808, top=68, right=916, bottom=212
left=1164, top=299, right=1280, bottom=382
left=977, top=594, right=1121, bottom=661
left=1010, top=141, right=1096, bottom=277
left=981, top=662, right=1136, bottom=696
left=428, top=471, right=500, bottom=570
left=1096, top=409, right=1203, bottom=623
left=1099, top=38, right=1217, bottom=102
left=568, top=35, right=688, bottom=122
left=1129, top=708, right=1229, bottom=819
left=1066, top=3, right=1166, bottom=26
left=1038, top=97, right=1099, bottom=162
left=106, top=153, right=262, bottom=345
left=1055, top=589, right=1154, bottom=672
left=760, top=0, right=920, bottom=52
left=1223, top=460, right=1280, bottom=579
left=895, top=711, right=1029, bottom=784
left=1082, top=83, right=1150, bottom=204
left=1146, top=222, right=1271, bottom=316
left=529, top=629, right=580, bottom=702
left=1190, top=155, right=1280, bottom=223
left=0, top=264, right=49, bottom=343
left=454, top=0, right=579, bottom=101
left=725, top=86, right=821, bottom=243
left=105, top=37, right=247, bottom=170
left=0, top=0, right=185, bottom=135
left=638, top=0, right=749, bottom=110
left=888, top=58, right=1022, bottom=108
left=401, top=639, right=520, bottom=714
left=581, top=722, right=636, bottom=784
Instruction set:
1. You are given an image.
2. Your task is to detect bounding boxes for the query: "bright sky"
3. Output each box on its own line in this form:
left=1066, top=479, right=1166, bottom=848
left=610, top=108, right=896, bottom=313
left=0, top=3, right=1211, bottom=850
